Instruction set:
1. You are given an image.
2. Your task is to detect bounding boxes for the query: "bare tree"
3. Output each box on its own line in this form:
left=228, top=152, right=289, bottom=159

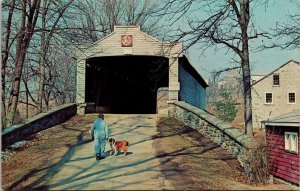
left=63, top=0, right=162, bottom=44
left=256, top=1, right=299, bottom=50
left=159, top=0, right=274, bottom=137
left=2, top=0, right=17, bottom=127
left=20, top=56, right=38, bottom=119
left=2, top=0, right=77, bottom=126
left=5, top=0, right=41, bottom=127
left=123, top=0, right=160, bottom=35
left=36, top=0, right=75, bottom=114
left=268, top=13, right=299, bottom=49
left=2, top=0, right=163, bottom=127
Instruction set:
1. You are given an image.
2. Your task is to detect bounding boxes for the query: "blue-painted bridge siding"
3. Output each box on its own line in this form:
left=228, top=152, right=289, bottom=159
left=179, top=63, right=206, bottom=110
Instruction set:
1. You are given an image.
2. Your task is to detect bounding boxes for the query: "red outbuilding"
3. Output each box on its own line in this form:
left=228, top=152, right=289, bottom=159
left=264, top=110, right=300, bottom=185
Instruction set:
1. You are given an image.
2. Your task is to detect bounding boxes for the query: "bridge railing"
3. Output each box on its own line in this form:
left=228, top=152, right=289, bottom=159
left=2, top=103, right=77, bottom=149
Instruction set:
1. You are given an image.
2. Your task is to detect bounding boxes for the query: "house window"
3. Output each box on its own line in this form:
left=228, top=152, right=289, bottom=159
left=288, top=92, right=296, bottom=104
left=273, top=74, right=280, bottom=86
left=285, top=132, right=298, bottom=154
left=265, top=93, right=273, bottom=104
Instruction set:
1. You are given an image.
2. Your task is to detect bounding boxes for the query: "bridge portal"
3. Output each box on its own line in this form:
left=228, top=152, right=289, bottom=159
left=75, top=25, right=207, bottom=115
left=85, top=56, right=168, bottom=114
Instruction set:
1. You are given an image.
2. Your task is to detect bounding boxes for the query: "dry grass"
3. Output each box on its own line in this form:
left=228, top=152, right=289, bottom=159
left=154, top=117, right=246, bottom=190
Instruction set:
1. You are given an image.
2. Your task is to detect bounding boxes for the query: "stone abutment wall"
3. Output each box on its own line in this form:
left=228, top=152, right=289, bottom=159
left=2, top=103, right=77, bottom=149
left=168, top=101, right=256, bottom=179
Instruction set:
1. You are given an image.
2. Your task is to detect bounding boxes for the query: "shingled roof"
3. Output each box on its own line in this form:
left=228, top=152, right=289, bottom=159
left=263, top=110, right=300, bottom=127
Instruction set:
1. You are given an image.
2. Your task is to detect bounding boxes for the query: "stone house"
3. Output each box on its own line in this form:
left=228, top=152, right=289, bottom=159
left=251, top=60, right=300, bottom=128
left=75, top=25, right=208, bottom=115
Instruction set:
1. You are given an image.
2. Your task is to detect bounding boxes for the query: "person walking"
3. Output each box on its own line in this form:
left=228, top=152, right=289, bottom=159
left=90, top=113, right=109, bottom=160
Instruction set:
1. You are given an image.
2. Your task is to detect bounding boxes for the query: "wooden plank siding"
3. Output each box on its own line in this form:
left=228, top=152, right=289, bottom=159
left=266, top=126, right=300, bottom=185
left=76, top=60, right=85, bottom=104
left=179, top=63, right=206, bottom=110
left=76, top=26, right=182, bottom=59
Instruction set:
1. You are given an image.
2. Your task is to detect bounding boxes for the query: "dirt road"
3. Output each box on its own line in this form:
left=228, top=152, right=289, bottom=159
left=45, top=114, right=173, bottom=190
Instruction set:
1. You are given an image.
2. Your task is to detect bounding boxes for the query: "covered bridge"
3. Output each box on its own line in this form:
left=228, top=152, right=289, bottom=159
left=75, top=25, right=208, bottom=114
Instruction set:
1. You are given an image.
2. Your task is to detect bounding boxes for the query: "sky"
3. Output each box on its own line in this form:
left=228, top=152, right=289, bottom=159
left=172, top=0, right=300, bottom=80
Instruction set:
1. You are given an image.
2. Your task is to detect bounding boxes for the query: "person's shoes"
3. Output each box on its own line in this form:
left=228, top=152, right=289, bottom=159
left=96, top=154, right=101, bottom=161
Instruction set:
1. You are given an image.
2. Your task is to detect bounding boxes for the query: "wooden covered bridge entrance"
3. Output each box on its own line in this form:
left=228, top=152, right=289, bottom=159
left=75, top=25, right=207, bottom=114
left=85, top=56, right=168, bottom=113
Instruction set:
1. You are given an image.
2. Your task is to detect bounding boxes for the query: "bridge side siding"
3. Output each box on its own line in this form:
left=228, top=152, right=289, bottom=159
left=179, top=64, right=206, bottom=110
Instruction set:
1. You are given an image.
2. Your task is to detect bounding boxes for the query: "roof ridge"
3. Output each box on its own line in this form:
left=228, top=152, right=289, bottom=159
left=251, top=60, right=299, bottom=86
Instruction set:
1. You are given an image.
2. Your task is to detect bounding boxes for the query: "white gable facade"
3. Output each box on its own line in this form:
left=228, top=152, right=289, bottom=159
left=251, top=60, right=300, bottom=128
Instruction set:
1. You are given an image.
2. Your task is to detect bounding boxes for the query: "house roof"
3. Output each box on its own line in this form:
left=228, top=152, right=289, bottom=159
left=263, top=110, right=300, bottom=127
left=252, top=60, right=299, bottom=86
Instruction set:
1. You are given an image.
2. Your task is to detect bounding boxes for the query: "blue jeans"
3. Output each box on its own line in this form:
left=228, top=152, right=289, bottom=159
left=94, top=137, right=106, bottom=157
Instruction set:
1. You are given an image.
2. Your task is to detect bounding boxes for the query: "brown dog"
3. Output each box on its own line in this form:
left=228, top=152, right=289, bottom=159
left=108, top=137, right=129, bottom=156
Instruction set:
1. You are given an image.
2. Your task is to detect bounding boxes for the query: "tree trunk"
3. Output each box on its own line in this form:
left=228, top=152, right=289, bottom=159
left=44, top=90, right=50, bottom=110
left=37, top=0, right=73, bottom=112
left=6, top=0, right=27, bottom=127
left=37, top=39, right=46, bottom=114
left=7, top=46, right=27, bottom=127
left=25, top=61, right=29, bottom=119
left=26, top=87, right=29, bottom=119
left=6, top=0, right=41, bottom=127
left=239, top=0, right=253, bottom=137
left=37, top=0, right=48, bottom=114
left=241, top=57, right=253, bottom=136
left=2, top=0, right=16, bottom=128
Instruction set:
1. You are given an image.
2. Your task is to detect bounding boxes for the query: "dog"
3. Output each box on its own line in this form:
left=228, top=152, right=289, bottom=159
left=108, top=137, right=129, bottom=156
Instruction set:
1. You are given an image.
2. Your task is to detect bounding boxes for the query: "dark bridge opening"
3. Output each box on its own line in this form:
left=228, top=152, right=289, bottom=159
left=85, top=56, right=169, bottom=114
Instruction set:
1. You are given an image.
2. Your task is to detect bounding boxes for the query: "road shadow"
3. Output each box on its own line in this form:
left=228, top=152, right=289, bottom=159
left=44, top=154, right=162, bottom=190
left=7, top=120, right=94, bottom=191
left=108, top=151, right=133, bottom=157
left=33, top=115, right=159, bottom=190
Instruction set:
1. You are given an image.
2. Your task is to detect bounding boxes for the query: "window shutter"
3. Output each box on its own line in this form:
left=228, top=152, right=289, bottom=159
left=291, top=134, right=298, bottom=153
left=285, top=133, right=290, bottom=151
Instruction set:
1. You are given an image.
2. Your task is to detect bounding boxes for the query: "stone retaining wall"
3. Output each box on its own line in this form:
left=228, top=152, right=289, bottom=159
left=2, top=103, right=77, bottom=149
left=168, top=101, right=255, bottom=177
